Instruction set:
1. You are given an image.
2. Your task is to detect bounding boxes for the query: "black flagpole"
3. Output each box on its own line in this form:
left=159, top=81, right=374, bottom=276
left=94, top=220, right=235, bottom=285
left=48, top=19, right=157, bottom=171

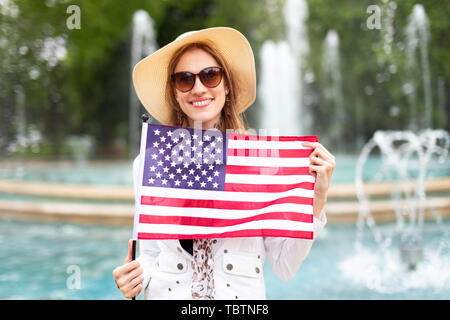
left=131, top=114, right=149, bottom=300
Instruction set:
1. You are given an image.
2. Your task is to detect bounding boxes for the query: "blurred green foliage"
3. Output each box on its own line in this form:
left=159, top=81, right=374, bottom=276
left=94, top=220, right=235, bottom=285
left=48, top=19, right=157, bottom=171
left=0, top=0, right=448, bottom=158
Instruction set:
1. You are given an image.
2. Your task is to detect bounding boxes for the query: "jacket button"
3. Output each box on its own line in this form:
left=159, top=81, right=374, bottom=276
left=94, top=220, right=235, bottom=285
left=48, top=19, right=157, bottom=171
left=177, top=263, right=184, bottom=270
left=255, top=267, right=260, bottom=274
left=226, top=264, right=233, bottom=271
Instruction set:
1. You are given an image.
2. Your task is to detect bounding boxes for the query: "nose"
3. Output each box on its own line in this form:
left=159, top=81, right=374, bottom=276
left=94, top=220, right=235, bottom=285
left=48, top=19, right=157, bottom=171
left=191, top=74, right=207, bottom=95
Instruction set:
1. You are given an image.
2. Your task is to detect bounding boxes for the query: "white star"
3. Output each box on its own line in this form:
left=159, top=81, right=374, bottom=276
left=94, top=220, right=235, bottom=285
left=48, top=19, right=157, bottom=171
left=161, top=179, right=168, bottom=185
left=157, top=160, right=164, bottom=166
left=159, top=148, right=165, bottom=154
left=154, top=129, right=160, bottom=135
left=187, top=180, right=194, bottom=187
left=192, top=133, right=198, bottom=140
left=215, top=159, right=222, bottom=164
left=151, top=154, right=158, bottom=160
left=166, top=142, right=172, bottom=149
left=207, top=176, right=213, bottom=182
left=209, top=164, right=214, bottom=170
left=174, top=180, right=181, bottom=186
left=217, top=137, right=222, bottom=142
left=176, top=168, right=182, bottom=174
left=213, top=182, right=218, bottom=188
left=156, top=172, right=162, bottom=178
left=200, top=181, right=206, bottom=188
left=183, top=162, right=189, bottom=168
left=213, top=170, right=220, bottom=177
left=173, top=137, right=179, bottom=143
left=194, top=175, right=200, bottom=181
left=179, top=132, right=185, bottom=138
left=153, top=141, right=159, bottom=147
left=169, top=173, right=175, bottom=179
left=216, top=148, right=222, bottom=154
left=163, top=166, right=169, bottom=173
left=204, top=134, right=211, bottom=141
left=181, top=174, right=188, bottom=180
left=149, top=165, right=156, bottom=172
left=148, top=178, right=155, bottom=184
left=160, top=136, right=166, bottom=142
left=189, top=169, right=195, bottom=175
left=165, top=155, right=171, bottom=161
left=167, top=131, right=173, bottom=137
left=201, top=169, right=207, bottom=176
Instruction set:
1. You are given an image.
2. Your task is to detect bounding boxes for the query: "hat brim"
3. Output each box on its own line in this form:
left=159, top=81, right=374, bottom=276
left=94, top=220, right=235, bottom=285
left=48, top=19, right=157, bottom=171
left=132, top=27, right=256, bottom=125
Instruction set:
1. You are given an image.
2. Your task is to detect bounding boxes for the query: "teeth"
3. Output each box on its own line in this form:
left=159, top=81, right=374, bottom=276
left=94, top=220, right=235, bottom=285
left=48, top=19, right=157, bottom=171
left=192, top=100, right=211, bottom=106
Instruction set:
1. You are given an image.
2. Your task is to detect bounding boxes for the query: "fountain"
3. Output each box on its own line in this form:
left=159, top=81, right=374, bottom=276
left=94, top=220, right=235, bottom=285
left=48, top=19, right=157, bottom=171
left=128, top=10, right=157, bottom=157
left=405, top=4, right=432, bottom=131
left=346, top=129, right=450, bottom=294
left=258, top=0, right=310, bottom=135
left=320, top=30, right=345, bottom=153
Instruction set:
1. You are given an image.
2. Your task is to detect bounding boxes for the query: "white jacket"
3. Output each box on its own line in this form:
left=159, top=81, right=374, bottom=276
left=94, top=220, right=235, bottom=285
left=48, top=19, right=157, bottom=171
left=132, top=156, right=327, bottom=300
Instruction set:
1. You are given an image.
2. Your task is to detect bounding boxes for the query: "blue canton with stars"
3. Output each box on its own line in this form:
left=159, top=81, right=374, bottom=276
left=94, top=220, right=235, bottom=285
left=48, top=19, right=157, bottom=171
left=142, top=124, right=227, bottom=191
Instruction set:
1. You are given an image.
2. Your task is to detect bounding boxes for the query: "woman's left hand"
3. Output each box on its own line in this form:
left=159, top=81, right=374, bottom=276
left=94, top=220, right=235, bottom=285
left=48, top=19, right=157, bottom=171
left=302, top=142, right=336, bottom=218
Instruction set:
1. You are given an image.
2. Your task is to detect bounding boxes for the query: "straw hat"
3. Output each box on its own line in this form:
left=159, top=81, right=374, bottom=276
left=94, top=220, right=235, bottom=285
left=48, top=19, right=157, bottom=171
left=132, top=27, right=256, bottom=125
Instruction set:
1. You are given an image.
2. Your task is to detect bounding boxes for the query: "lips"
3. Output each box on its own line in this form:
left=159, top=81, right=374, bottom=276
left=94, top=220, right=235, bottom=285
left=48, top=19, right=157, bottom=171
left=191, top=98, right=213, bottom=108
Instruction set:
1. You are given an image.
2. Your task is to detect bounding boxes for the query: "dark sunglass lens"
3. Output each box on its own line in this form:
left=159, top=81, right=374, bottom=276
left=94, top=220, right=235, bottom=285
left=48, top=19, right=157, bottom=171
left=199, top=68, right=222, bottom=88
left=174, top=73, right=195, bottom=92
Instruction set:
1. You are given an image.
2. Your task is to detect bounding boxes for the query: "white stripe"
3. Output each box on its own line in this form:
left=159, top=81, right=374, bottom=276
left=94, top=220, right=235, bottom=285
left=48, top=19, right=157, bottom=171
left=136, top=219, right=313, bottom=235
left=225, top=173, right=315, bottom=185
left=138, top=203, right=313, bottom=219
left=140, top=185, right=314, bottom=201
left=228, top=139, right=310, bottom=150
left=227, top=156, right=310, bottom=167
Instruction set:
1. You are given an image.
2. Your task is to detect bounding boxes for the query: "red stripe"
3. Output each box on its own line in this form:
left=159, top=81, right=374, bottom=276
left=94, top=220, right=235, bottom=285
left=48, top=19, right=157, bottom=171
left=224, top=182, right=314, bottom=193
left=138, top=229, right=313, bottom=240
left=228, top=133, right=318, bottom=142
left=139, top=211, right=313, bottom=227
left=141, top=195, right=313, bottom=209
left=226, top=165, right=310, bottom=176
left=227, top=148, right=312, bottom=158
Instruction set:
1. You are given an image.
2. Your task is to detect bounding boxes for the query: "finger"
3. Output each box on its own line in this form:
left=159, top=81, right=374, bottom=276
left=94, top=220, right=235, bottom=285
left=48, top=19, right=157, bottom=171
left=311, top=147, right=335, bottom=164
left=303, top=142, right=334, bottom=160
left=115, top=260, right=140, bottom=281
left=123, top=274, right=144, bottom=293
left=124, top=239, right=134, bottom=264
left=310, top=155, right=327, bottom=166
left=121, top=265, right=143, bottom=286
left=125, top=284, right=143, bottom=299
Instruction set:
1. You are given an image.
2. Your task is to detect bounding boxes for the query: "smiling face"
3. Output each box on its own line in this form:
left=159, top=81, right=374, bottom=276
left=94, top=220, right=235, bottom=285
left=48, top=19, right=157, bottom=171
left=173, top=47, right=228, bottom=130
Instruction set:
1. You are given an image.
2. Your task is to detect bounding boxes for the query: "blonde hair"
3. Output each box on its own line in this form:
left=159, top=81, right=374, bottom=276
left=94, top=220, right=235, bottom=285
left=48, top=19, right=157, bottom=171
left=165, top=42, right=247, bottom=133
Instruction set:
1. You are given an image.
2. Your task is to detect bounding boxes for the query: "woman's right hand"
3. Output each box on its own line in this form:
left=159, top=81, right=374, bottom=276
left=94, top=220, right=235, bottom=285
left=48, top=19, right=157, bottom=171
left=112, top=239, right=144, bottom=299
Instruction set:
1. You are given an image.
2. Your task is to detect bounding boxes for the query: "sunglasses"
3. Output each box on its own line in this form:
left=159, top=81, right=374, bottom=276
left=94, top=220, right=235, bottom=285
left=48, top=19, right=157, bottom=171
left=171, top=66, right=224, bottom=92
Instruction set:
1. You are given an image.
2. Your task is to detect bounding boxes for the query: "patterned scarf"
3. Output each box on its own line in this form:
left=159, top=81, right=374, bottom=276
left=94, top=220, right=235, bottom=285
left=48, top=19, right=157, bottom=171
left=191, top=239, right=215, bottom=299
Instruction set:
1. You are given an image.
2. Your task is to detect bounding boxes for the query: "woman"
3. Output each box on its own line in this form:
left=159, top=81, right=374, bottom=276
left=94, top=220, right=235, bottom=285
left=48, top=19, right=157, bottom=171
left=113, top=27, right=335, bottom=300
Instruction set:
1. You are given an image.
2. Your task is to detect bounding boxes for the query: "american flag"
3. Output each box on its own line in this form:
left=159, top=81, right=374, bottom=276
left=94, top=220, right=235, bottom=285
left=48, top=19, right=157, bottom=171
left=132, top=123, right=317, bottom=240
